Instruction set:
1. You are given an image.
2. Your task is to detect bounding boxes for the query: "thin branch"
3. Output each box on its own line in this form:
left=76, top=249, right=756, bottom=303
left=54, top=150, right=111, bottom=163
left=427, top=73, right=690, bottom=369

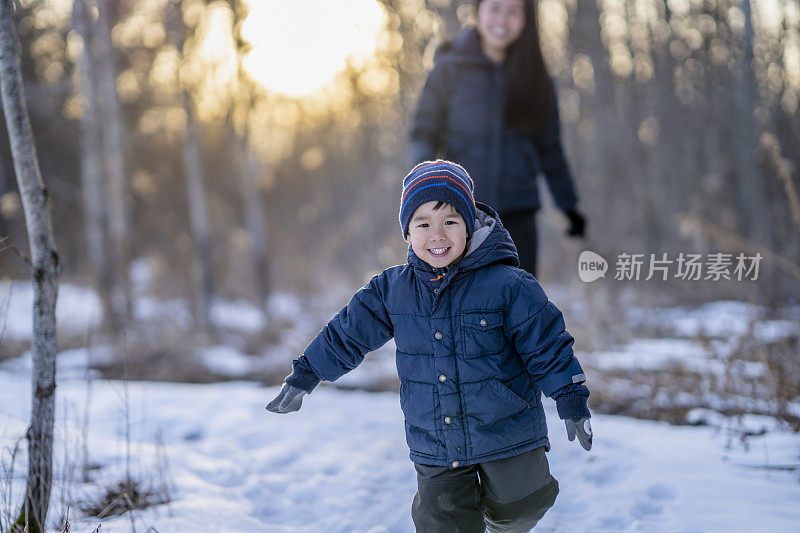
left=0, top=235, right=31, bottom=267
left=760, top=132, right=800, bottom=233
left=679, top=213, right=800, bottom=282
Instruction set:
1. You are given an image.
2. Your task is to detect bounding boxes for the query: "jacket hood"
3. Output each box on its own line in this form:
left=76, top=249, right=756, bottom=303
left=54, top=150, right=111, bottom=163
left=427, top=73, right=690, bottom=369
left=407, top=202, right=519, bottom=273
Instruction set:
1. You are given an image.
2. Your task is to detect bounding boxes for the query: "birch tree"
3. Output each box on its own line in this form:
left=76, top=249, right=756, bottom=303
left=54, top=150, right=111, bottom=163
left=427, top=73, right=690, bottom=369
left=649, top=0, right=685, bottom=226
left=734, top=0, right=770, bottom=245
left=237, top=127, right=270, bottom=303
left=167, top=3, right=215, bottom=333
left=182, top=95, right=215, bottom=332
left=72, top=0, right=114, bottom=330
left=230, top=1, right=270, bottom=303
left=567, top=0, right=615, bottom=232
left=0, top=1, right=59, bottom=531
left=94, top=0, right=132, bottom=327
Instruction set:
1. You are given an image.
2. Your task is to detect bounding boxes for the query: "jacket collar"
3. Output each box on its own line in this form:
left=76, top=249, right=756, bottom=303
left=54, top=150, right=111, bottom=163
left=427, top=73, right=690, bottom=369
left=438, top=27, right=497, bottom=68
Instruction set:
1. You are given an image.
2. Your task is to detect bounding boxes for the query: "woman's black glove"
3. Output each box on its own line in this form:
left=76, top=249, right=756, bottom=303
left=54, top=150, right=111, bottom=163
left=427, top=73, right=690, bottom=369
left=563, top=208, right=586, bottom=238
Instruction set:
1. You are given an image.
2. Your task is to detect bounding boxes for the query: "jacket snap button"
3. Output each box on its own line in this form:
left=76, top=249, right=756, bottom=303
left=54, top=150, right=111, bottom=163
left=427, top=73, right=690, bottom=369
left=444, top=416, right=452, bottom=424
left=438, top=375, right=446, bottom=382
left=434, top=331, right=443, bottom=340
left=451, top=461, right=459, bottom=468
left=480, top=318, right=488, bottom=327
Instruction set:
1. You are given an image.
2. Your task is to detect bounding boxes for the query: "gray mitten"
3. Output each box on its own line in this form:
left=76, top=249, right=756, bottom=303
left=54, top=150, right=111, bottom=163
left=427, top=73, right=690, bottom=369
left=266, top=383, right=306, bottom=414
left=565, top=417, right=592, bottom=451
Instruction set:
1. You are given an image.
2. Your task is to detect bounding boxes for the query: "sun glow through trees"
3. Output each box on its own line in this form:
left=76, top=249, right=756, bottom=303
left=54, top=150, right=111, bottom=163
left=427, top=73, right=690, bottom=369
left=240, top=0, right=386, bottom=97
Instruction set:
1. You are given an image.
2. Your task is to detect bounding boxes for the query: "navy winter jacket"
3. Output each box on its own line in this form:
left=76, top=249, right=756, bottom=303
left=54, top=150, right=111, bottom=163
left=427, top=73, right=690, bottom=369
left=289, top=204, right=588, bottom=467
left=409, top=28, right=578, bottom=215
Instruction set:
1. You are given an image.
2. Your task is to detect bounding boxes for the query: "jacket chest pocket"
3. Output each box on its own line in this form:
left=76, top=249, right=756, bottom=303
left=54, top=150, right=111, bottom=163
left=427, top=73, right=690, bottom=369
left=461, top=311, right=504, bottom=358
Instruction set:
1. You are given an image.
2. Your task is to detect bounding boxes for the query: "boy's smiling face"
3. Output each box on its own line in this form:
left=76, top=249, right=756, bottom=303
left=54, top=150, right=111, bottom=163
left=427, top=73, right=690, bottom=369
left=406, top=201, right=468, bottom=269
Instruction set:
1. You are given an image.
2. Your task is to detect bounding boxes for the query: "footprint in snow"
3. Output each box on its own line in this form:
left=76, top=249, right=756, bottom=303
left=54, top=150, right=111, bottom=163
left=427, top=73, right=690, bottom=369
left=631, top=498, right=663, bottom=517
left=594, top=513, right=633, bottom=530
left=646, top=483, right=678, bottom=501
left=630, top=483, right=678, bottom=519
left=583, top=461, right=627, bottom=486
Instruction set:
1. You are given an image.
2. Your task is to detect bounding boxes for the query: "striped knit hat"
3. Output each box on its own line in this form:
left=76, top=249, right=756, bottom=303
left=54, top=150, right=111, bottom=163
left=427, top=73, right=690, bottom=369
left=399, top=160, right=477, bottom=238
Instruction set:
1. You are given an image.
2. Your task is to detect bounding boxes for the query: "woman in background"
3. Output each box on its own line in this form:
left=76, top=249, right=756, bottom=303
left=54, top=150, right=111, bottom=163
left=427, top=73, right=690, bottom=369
left=410, top=0, right=586, bottom=277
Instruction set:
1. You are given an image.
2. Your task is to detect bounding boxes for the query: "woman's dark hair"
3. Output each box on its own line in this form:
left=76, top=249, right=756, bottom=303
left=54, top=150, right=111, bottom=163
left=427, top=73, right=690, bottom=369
left=476, top=0, right=552, bottom=136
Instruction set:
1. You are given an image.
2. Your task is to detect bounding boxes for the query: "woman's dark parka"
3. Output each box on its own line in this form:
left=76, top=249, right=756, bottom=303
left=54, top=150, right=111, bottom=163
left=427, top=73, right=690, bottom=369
left=295, top=205, right=587, bottom=467
left=409, top=28, right=578, bottom=215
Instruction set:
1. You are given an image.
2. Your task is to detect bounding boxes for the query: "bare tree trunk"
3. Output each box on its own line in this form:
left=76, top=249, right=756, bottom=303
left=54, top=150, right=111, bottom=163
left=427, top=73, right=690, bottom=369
left=568, top=0, right=616, bottom=235
left=0, top=2, right=59, bottom=531
left=227, top=1, right=270, bottom=305
left=238, top=130, right=270, bottom=303
left=381, top=0, right=434, bottom=129
left=651, top=0, right=686, bottom=235
left=95, top=0, right=132, bottom=327
left=167, top=2, right=215, bottom=332
left=182, top=96, right=214, bottom=333
left=734, top=0, right=770, bottom=244
left=73, top=0, right=113, bottom=329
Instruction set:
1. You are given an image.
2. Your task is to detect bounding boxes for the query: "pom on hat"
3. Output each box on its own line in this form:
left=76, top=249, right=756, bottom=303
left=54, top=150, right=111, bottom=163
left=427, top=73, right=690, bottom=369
left=399, top=160, right=477, bottom=238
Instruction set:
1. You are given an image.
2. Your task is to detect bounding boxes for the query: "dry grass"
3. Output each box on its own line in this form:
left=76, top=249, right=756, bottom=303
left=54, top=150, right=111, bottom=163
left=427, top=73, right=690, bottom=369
left=78, top=480, right=168, bottom=520
left=584, top=323, right=800, bottom=433
left=0, top=438, right=23, bottom=533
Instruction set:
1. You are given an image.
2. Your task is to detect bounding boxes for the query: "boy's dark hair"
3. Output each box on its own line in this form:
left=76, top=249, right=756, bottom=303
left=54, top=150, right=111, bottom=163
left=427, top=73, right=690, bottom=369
left=476, top=0, right=552, bottom=137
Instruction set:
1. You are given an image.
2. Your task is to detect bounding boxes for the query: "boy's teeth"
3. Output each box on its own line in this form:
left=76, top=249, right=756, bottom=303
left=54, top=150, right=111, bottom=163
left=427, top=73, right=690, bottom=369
left=430, top=248, right=448, bottom=254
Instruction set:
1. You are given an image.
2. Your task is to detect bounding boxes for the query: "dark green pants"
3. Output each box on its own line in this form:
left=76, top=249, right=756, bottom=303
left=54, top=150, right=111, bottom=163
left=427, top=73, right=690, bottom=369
left=411, top=447, right=558, bottom=533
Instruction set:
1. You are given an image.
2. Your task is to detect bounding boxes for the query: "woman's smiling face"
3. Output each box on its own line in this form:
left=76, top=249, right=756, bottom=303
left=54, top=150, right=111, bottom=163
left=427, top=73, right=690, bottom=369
left=476, top=0, right=526, bottom=62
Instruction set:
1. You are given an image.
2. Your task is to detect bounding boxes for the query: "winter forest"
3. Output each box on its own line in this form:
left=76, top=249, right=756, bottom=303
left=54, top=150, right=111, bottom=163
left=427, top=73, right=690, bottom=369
left=1, top=0, right=799, bottom=531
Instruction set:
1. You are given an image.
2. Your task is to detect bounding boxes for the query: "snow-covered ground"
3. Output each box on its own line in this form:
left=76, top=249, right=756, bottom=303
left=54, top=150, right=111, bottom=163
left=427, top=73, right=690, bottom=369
left=0, top=280, right=270, bottom=341
left=1, top=281, right=799, bottom=532
left=0, top=368, right=799, bottom=532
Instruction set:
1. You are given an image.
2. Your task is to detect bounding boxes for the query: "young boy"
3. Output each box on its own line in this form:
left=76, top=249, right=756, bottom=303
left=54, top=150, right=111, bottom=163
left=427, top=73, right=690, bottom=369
left=267, top=160, right=592, bottom=532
